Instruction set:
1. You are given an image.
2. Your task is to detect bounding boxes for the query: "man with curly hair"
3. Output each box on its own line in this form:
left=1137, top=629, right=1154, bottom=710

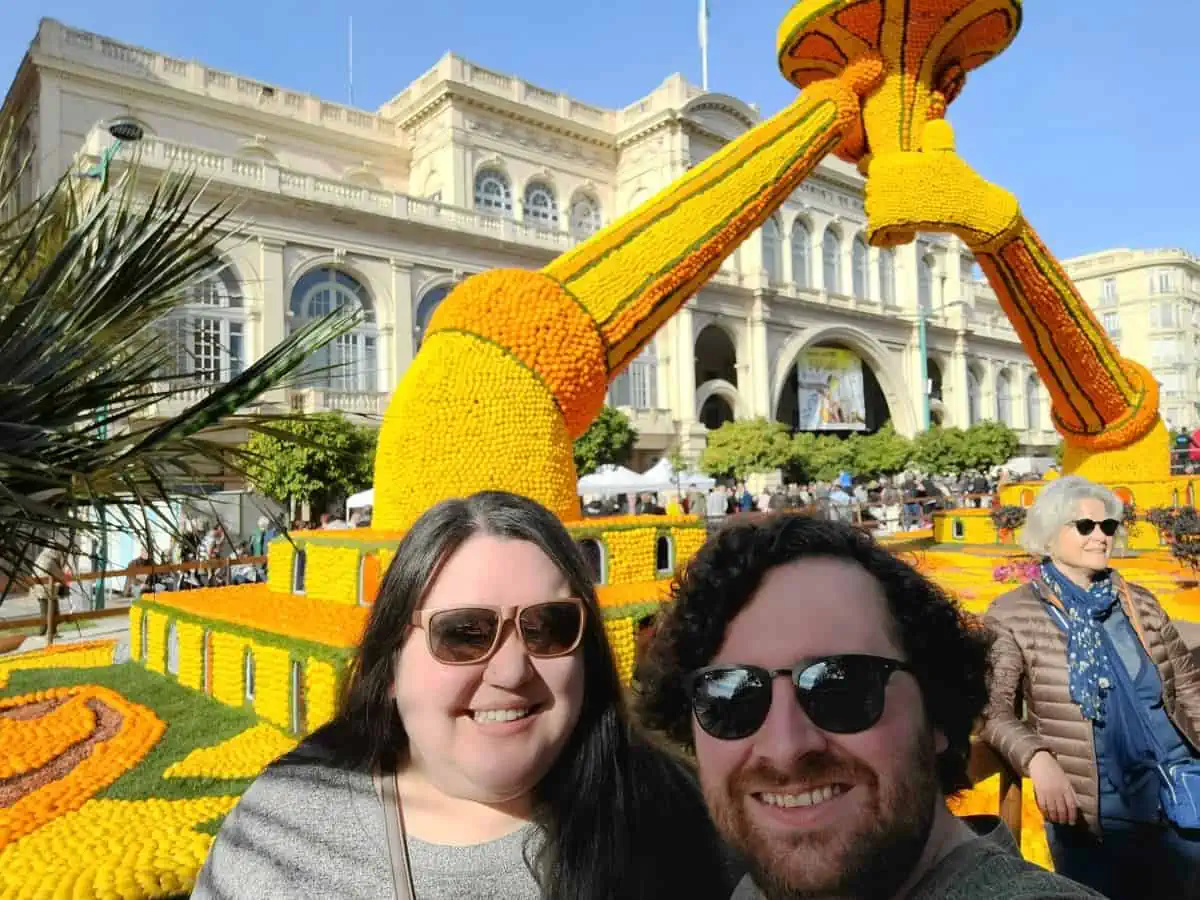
left=636, top=515, right=1099, bottom=899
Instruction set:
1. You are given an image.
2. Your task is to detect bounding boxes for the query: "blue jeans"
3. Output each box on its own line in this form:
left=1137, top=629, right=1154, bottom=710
left=1047, top=821, right=1200, bottom=900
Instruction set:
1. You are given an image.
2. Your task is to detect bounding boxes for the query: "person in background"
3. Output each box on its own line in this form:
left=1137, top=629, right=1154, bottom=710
left=636, top=515, right=1099, bottom=899
left=982, top=476, right=1200, bottom=899
left=195, top=491, right=730, bottom=900
left=31, top=543, right=69, bottom=635
left=706, top=486, right=728, bottom=524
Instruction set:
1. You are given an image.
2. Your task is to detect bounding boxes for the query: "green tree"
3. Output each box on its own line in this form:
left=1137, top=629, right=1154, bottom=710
left=242, top=414, right=376, bottom=511
left=961, top=421, right=1020, bottom=471
left=912, top=427, right=970, bottom=475
left=700, top=418, right=793, bottom=479
left=854, top=423, right=913, bottom=478
left=573, top=406, right=638, bottom=476
left=0, top=124, right=356, bottom=600
left=792, top=432, right=854, bottom=482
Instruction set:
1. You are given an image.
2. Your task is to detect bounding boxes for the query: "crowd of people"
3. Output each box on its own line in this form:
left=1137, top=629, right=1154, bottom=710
left=587, top=467, right=1049, bottom=534
left=195, top=475, right=1200, bottom=900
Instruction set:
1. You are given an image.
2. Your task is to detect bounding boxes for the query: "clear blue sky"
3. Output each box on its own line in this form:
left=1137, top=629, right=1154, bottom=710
left=4, top=1, right=1197, bottom=260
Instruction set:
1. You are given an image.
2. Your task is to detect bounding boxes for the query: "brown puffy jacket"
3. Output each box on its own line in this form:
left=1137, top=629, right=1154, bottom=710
left=981, top=573, right=1200, bottom=835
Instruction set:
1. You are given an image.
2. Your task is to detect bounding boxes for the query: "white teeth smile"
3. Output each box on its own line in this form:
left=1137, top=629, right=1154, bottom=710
left=471, top=708, right=532, bottom=723
left=759, top=784, right=846, bottom=808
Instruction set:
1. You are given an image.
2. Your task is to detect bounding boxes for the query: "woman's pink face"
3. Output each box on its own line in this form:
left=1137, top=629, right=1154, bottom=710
left=392, top=534, right=586, bottom=803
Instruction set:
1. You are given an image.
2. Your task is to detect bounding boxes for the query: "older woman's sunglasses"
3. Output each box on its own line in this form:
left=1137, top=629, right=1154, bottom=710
left=410, top=600, right=586, bottom=665
left=684, top=654, right=912, bottom=740
left=1072, top=518, right=1120, bottom=537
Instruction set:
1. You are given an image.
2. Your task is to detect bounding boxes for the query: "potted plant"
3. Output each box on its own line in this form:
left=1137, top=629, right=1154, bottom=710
left=990, top=506, right=1027, bottom=545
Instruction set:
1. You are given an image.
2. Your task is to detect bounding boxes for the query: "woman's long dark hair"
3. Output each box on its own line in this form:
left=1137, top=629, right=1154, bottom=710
left=307, top=491, right=731, bottom=900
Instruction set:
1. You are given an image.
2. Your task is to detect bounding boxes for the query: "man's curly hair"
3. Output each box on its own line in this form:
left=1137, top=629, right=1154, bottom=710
left=634, top=514, right=992, bottom=796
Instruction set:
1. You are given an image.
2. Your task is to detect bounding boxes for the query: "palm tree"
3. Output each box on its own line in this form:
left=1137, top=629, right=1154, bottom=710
left=0, top=122, right=359, bottom=603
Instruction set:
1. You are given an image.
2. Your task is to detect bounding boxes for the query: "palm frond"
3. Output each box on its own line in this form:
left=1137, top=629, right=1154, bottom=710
left=0, top=135, right=363, bottom=601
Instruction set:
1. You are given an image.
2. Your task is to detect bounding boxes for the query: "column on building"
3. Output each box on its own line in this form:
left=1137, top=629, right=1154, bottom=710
left=747, top=294, right=772, bottom=418
left=390, top=260, right=415, bottom=391
left=951, top=333, right=970, bottom=427
left=257, top=237, right=287, bottom=406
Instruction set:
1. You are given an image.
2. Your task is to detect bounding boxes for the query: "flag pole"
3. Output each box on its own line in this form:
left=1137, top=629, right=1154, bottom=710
left=698, top=0, right=710, bottom=91
left=348, top=16, right=355, bottom=105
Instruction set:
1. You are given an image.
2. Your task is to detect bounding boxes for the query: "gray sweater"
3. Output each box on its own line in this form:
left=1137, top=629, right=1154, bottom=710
left=729, top=816, right=1103, bottom=900
left=193, top=753, right=542, bottom=900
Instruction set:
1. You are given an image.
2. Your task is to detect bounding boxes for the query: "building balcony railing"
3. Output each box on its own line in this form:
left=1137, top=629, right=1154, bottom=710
left=129, top=381, right=220, bottom=420
left=45, top=21, right=399, bottom=144
left=288, top=388, right=390, bottom=416
left=80, top=129, right=576, bottom=254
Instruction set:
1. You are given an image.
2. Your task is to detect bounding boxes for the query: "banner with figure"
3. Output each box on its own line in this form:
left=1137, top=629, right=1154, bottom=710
left=796, top=347, right=868, bottom=431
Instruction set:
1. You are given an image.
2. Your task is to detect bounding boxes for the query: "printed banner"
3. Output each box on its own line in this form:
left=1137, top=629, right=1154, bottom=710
left=796, top=347, right=867, bottom=431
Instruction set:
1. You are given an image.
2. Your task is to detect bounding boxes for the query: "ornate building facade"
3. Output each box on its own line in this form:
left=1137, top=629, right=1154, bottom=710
left=4, top=19, right=1058, bottom=467
left=1066, top=248, right=1200, bottom=433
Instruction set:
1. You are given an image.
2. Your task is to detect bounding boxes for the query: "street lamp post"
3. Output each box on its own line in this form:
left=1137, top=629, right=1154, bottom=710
left=917, top=307, right=931, bottom=431
left=83, top=121, right=144, bottom=608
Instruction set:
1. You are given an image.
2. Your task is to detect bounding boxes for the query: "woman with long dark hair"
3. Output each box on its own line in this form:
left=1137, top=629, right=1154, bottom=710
left=194, top=491, right=730, bottom=899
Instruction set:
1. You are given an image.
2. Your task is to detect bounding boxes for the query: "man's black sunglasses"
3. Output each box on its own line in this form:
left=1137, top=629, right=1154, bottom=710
left=1071, top=518, right=1120, bottom=537
left=684, top=654, right=913, bottom=741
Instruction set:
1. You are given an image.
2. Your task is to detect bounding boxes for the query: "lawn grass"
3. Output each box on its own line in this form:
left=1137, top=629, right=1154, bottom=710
left=1, top=662, right=261, bottom=801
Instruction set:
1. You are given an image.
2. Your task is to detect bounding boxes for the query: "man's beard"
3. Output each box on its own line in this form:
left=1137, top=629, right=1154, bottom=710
left=705, top=728, right=940, bottom=900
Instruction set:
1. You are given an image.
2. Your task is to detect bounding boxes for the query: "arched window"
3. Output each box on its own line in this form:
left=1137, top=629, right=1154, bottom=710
left=822, top=227, right=841, bottom=294
left=967, top=368, right=982, bottom=425
left=161, top=263, right=246, bottom=384
left=202, top=630, right=213, bottom=694
left=609, top=344, right=658, bottom=409
left=359, top=553, right=382, bottom=605
left=139, top=611, right=149, bottom=661
left=474, top=168, right=512, bottom=216
left=952, top=519, right=965, bottom=540
left=852, top=237, right=869, bottom=298
left=166, top=622, right=180, bottom=676
left=290, top=659, right=305, bottom=734
left=523, top=181, right=558, bottom=229
left=292, top=548, right=307, bottom=594
left=1026, top=376, right=1042, bottom=431
left=243, top=648, right=256, bottom=703
left=655, top=535, right=674, bottom=574
left=996, top=371, right=1013, bottom=425
left=569, top=194, right=602, bottom=239
left=414, top=282, right=453, bottom=350
left=918, top=255, right=935, bottom=312
left=762, top=216, right=782, bottom=285
left=289, top=267, right=378, bottom=392
left=879, top=248, right=896, bottom=305
left=790, top=221, right=811, bottom=289
left=577, top=539, right=606, bottom=584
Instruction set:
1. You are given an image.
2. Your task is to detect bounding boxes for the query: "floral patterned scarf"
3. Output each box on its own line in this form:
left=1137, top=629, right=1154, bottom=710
left=1040, top=560, right=1120, bottom=723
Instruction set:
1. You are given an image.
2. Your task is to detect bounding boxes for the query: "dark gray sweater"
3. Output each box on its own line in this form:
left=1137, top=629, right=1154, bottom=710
left=192, top=754, right=542, bottom=900
left=729, top=816, right=1103, bottom=900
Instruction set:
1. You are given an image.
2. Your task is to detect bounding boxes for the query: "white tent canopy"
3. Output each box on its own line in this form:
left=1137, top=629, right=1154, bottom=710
left=638, top=458, right=715, bottom=492
left=576, top=465, right=646, bottom=497
left=346, top=488, right=374, bottom=511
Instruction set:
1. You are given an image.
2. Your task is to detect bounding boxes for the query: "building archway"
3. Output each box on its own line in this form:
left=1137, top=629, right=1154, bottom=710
left=696, top=379, right=742, bottom=430
left=927, top=357, right=946, bottom=426
left=699, top=395, right=735, bottom=430
left=695, top=324, right=738, bottom=388
left=772, top=327, right=916, bottom=435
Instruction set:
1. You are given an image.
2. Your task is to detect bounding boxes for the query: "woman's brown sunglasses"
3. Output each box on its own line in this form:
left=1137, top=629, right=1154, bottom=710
left=410, top=599, right=587, bottom=665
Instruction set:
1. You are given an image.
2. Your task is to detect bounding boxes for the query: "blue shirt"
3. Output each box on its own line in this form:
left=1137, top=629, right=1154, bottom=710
left=1091, top=607, right=1193, bottom=826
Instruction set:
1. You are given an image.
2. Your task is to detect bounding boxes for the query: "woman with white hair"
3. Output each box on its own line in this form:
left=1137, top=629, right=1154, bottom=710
left=982, top=475, right=1200, bottom=899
